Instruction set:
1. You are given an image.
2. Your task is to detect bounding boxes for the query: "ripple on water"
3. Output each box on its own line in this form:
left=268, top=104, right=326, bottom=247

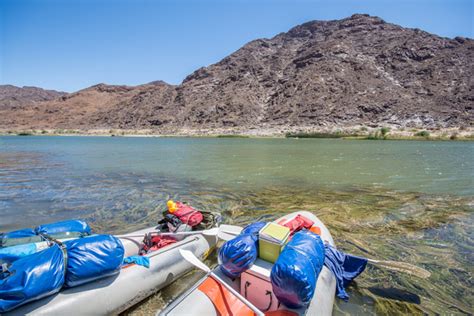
left=0, top=140, right=472, bottom=315
left=116, top=184, right=473, bottom=316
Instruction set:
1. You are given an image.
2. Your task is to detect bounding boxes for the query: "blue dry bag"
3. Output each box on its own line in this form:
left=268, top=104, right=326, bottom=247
left=35, top=219, right=91, bottom=238
left=271, top=230, right=325, bottom=308
left=64, top=234, right=124, bottom=287
left=0, top=242, right=44, bottom=263
left=240, top=221, right=266, bottom=235
left=0, top=228, right=43, bottom=248
left=0, top=244, right=65, bottom=312
left=219, top=222, right=266, bottom=278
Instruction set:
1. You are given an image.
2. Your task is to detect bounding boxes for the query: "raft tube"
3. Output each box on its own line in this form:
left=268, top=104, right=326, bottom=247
left=159, top=211, right=337, bottom=316
left=6, top=226, right=218, bottom=315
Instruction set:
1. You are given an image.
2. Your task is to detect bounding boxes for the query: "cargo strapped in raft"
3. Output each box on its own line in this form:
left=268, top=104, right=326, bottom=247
left=0, top=220, right=125, bottom=312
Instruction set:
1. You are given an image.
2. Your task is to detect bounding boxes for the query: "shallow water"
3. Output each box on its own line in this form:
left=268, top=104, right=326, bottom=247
left=0, top=136, right=472, bottom=315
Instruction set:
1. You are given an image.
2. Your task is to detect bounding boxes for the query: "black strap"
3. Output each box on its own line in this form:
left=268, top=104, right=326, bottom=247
left=38, top=233, right=68, bottom=275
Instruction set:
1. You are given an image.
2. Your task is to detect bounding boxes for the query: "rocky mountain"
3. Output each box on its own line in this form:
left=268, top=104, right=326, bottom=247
left=1, top=14, right=472, bottom=132
left=0, top=85, right=66, bottom=110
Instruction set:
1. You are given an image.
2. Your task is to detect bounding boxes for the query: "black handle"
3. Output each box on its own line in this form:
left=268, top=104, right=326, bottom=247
left=244, top=281, right=251, bottom=298
left=263, top=290, right=273, bottom=312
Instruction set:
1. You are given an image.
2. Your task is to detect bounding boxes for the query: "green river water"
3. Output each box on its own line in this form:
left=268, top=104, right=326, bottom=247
left=0, top=136, right=472, bottom=315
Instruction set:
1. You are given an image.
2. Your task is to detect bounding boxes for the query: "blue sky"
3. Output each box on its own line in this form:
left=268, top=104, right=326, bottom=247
left=1, top=0, right=472, bottom=92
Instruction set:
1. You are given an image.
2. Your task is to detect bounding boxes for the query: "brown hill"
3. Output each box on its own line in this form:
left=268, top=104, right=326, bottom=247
left=0, top=85, right=66, bottom=110
left=1, top=14, right=473, bottom=132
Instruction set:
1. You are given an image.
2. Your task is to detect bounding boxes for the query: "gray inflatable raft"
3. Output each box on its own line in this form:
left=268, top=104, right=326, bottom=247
left=159, top=211, right=337, bottom=316
left=6, top=226, right=218, bottom=315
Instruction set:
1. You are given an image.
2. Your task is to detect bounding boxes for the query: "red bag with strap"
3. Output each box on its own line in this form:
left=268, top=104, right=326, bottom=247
left=282, top=214, right=314, bottom=235
left=173, top=202, right=203, bottom=227
left=140, top=235, right=177, bottom=254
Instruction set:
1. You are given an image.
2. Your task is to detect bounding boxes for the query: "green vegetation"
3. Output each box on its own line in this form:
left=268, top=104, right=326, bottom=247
left=285, top=128, right=474, bottom=141
left=216, top=134, right=250, bottom=138
left=367, top=132, right=383, bottom=140
left=51, top=129, right=80, bottom=135
left=380, top=126, right=390, bottom=136
left=366, top=127, right=390, bottom=140
left=414, top=130, right=430, bottom=137
left=17, top=131, right=33, bottom=136
left=1, top=128, right=472, bottom=141
left=88, top=184, right=472, bottom=315
left=285, top=131, right=357, bottom=138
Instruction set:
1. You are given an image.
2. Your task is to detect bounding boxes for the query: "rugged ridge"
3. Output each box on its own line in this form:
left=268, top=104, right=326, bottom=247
left=0, top=85, right=66, bottom=109
left=1, top=14, right=472, bottom=132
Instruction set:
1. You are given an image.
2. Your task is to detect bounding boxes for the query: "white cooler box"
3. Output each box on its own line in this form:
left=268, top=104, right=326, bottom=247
left=240, top=259, right=279, bottom=312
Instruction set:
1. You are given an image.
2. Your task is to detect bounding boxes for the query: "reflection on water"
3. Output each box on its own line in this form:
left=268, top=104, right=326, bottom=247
left=0, top=136, right=473, bottom=315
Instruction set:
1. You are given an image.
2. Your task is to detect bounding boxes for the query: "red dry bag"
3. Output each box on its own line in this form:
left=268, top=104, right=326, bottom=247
left=281, top=214, right=314, bottom=235
left=173, top=202, right=203, bottom=227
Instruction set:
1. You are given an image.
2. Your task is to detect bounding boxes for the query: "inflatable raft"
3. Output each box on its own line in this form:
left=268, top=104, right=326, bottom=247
left=4, top=219, right=219, bottom=315
left=159, top=211, right=337, bottom=316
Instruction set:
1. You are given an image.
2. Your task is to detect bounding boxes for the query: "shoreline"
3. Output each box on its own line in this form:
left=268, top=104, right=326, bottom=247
left=1, top=126, right=473, bottom=141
